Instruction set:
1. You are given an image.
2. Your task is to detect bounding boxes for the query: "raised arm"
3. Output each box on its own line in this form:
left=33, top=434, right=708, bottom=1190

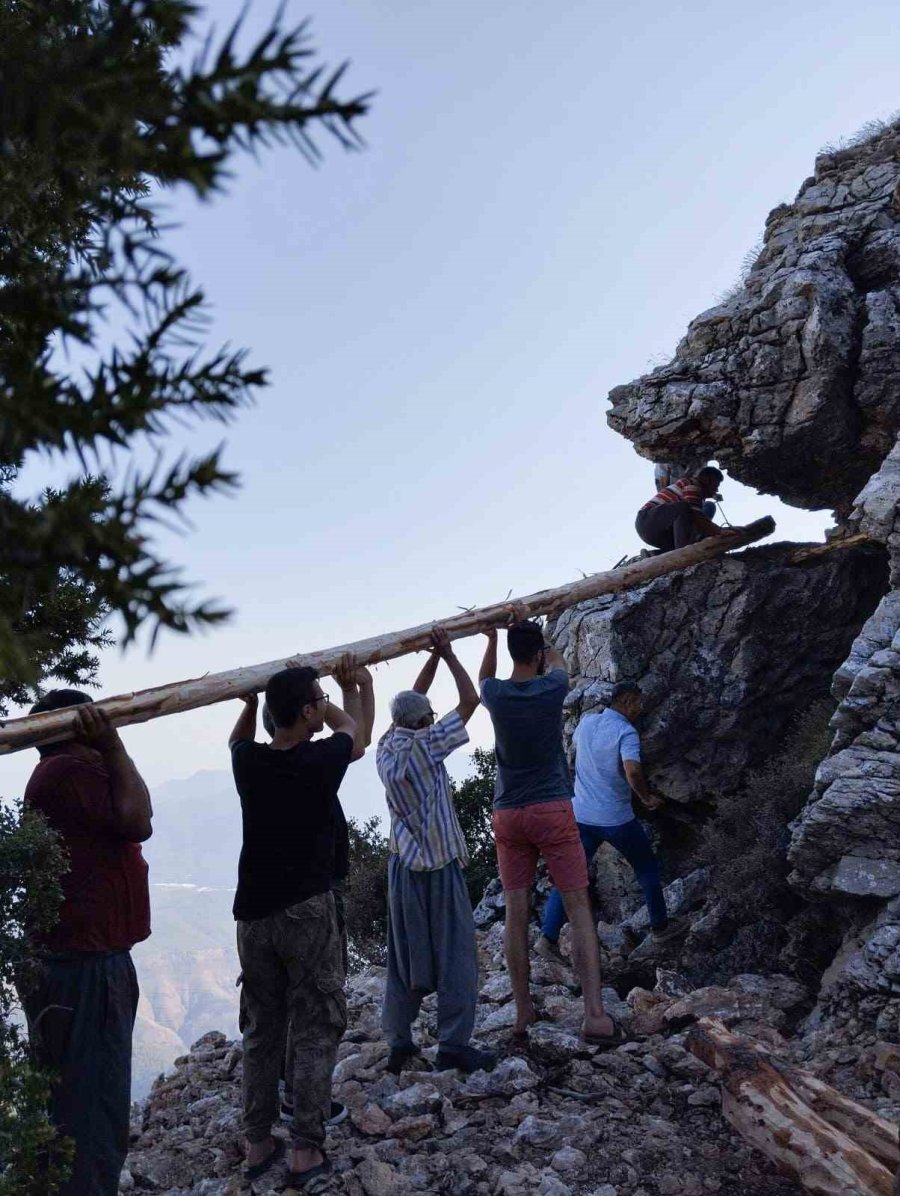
left=412, top=645, right=440, bottom=694
left=228, top=692, right=259, bottom=749
left=431, top=627, right=479, bottom=724
left=543, top=643, right=568, bottom=675
left=74, top=705, right=153, bottom=843
left=357, top=664, right=375, bottom=748
left=332, top=653, right=366, bottom=761
left=479, top=627, right=498, bottom=683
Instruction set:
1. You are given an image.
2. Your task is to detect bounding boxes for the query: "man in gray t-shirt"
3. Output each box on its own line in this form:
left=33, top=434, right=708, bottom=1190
left=480, top=620, right=619, bottom=1046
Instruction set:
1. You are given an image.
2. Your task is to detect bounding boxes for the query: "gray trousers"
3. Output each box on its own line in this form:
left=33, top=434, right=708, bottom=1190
left=20, top=951, right=138, bottom=1196
left=382, top=856, right=478, bottom=1051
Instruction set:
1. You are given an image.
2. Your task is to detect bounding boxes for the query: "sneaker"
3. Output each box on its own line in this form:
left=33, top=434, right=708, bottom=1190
left=651, top=915, right=691, bottom=944
left=386, top=1043, right=418, bottom=1076
left=435, top=1044, right=498, bottom=1074
left=280, top=1099, right=347, bottom=1127
left=535, top=934, right=567, bottom=966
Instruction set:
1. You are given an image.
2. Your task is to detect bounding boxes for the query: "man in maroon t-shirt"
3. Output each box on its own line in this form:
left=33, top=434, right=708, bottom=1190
left=19, top=690, right=153, bottom=1196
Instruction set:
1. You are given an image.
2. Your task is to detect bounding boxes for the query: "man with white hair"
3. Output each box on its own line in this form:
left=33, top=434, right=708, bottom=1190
left=376, top=627, right=496, bottom=1075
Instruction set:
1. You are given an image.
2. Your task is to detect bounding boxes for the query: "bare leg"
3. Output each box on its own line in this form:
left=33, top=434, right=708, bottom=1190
left=560, top=888, right=614, bottom=1038
left=503, top=888, right=536, bottom=1034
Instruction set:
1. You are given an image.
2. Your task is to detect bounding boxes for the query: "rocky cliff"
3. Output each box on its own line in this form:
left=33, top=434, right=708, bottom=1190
left=585, top=117, right=900, bottom=1041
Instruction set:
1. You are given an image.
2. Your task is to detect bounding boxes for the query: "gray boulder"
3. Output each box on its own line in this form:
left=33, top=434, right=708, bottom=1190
left=550, top=544, right=885, bottom=804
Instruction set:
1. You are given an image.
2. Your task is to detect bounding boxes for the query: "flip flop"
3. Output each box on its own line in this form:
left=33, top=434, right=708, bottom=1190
left=581, top=1018, right=626, bottom=1050
left=243, top=1136, right=285, bottom=1182
left=286, top=1152, right=332, bottom=1188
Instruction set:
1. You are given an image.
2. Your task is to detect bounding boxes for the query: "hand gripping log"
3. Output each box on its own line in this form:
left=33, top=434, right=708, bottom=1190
left=0, top=516, right=775, bottom=756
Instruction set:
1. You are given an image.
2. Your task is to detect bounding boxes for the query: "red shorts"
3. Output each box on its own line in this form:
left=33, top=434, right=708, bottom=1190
left=492, top=799, right=588, bottom=892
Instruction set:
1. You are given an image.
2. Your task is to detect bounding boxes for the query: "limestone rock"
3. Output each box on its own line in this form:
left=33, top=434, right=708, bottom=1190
left=606, top=123, right=900, bottom=512
left=550, top=546, right=884, bottom=804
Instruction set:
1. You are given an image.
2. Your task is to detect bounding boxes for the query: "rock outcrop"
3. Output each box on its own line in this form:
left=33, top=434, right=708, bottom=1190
left=607, top=122, right=900, bottom=514
left=548, top=542, right=885, bottom=805
left=598, top=116, right=900, bottom=1014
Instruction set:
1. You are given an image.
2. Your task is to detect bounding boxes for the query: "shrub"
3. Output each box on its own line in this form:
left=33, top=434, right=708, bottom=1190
left=0, top=802, right=72, bottom=1193
left=693, top=700, right=834, bottom=980
left=451, top=748, right=498, bottom=908
left=343, top=816, right=390, bottom=971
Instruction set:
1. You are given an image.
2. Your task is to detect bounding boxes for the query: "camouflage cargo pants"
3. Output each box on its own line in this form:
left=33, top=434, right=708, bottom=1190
left=236, top=890, right=347, bottom=1149
left=283, top=885, right=348, bottom=1107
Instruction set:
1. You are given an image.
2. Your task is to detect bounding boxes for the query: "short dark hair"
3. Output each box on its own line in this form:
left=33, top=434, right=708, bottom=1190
left=698, top=466, right=724, bottom=486
left=30, top=689, right=92, bottom=716
left=507, top=621, right=545, bottom=664
left=264, top=667, right=320, bottom=728
left=30, top=690, right=93, bottom=756
left=610, top=681, right=641, bottom=705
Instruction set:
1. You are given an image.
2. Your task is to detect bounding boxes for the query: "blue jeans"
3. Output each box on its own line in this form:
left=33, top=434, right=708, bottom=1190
left=542, top=819, right=668, bottom=940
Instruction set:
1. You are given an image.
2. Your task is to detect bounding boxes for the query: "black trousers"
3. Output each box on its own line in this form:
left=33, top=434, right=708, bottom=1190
left=20, top=951, right=139, bottom=1195
left=636, top=501, right=698, bottom=552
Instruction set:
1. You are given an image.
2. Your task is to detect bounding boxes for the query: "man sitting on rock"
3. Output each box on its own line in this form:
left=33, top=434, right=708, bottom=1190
left=19, top=691, right=153, bottom=1196
left=229, top=656, right=369, bottom=1187
left=637, top=465, right=733, bottom=553
left=538, top=681, right=688, bottom=963
left=480, top=620, right=620, bottom=1046
left=376, top=627, right=495, bottom=1076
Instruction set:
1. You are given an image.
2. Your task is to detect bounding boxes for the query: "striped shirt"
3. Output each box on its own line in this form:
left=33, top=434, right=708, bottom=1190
left=641, top=476, right=703, bottom=513
left=376, top=710, right=470, bottom=871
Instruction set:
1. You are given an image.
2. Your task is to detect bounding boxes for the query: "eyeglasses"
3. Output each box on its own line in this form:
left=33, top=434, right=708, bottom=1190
left=310, top=694, right=331, bottom=706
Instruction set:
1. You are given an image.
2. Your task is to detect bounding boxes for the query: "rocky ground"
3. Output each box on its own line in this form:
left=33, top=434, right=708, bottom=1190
left=122, top=913, right=900, bottom=1196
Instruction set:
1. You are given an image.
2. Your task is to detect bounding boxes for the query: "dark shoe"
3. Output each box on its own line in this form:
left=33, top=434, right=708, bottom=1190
left=652, top=914, right=691, bottom=944
left=386, top=1043, right=418, bottom=1075
left=281, top=1099, right=347, bottom=1127
left=286, top=1150, right=332, bottom=1188
left=435, top=1044, right=498, bottom=1074
left=243, top=1136, right=285, bottom=1181
left=325, top=1100, right=347, bottom=1127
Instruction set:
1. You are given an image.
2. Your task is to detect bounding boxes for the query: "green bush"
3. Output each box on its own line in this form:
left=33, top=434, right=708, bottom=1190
left=344, top=816, right=390, bottom=971
left=451, top=748, right=498, bottom=908
left=692, top=700, right=835, bottom=980
left=0, top=802, right=72, bottom=1194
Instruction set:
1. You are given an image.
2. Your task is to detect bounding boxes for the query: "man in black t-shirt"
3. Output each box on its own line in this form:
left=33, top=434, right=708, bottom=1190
left=229, top=656, right=372, bottom=1187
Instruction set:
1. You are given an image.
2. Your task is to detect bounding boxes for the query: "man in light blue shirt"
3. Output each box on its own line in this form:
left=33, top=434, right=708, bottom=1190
left=538, top=681, right=687, bottom=960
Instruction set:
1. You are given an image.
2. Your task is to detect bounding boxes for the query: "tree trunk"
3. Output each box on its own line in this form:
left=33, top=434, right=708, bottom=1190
left=687, top=1018, right=896, bottom=1195
left=0, top=516, right=775, bottom=755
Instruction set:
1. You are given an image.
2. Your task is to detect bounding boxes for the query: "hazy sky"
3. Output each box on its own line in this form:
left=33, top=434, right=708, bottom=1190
left=4, top=0, right=897, bottom=822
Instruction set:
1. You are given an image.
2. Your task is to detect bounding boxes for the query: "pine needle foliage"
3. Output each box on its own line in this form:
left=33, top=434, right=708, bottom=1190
left=0, top=0, right=370, bottom=684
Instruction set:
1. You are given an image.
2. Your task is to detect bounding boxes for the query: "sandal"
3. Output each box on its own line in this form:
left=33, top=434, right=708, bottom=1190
left=244, top=1136, right=285, bottom=1181
left=286, top=1151, right=332, bottom=1188
left=581, top=1017, right=626, bottom=1050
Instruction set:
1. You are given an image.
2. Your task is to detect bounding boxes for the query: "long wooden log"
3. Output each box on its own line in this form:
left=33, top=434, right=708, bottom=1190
left=0, top=516, right=775, bottom=756
left=687, top=1018, right=896, bottom=1195
left=790, top=532, right=876, bottom=564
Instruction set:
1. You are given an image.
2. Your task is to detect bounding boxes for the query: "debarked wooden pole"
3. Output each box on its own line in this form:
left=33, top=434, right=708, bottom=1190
left=0, top=517, right=776, bottom=755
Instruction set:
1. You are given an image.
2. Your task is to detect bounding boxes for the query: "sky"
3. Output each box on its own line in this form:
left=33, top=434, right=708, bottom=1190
left=3, top=0, right=898, bottom=823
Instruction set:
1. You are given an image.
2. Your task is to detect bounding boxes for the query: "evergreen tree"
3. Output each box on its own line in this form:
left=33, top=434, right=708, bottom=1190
left=0, top=3, right=369, bottom=1187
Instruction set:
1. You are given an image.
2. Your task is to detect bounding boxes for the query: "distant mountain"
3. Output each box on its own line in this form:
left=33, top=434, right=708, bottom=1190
left=141, top=770, right=243, bottom=888
left=132, top=772, right=243, bottom=1098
